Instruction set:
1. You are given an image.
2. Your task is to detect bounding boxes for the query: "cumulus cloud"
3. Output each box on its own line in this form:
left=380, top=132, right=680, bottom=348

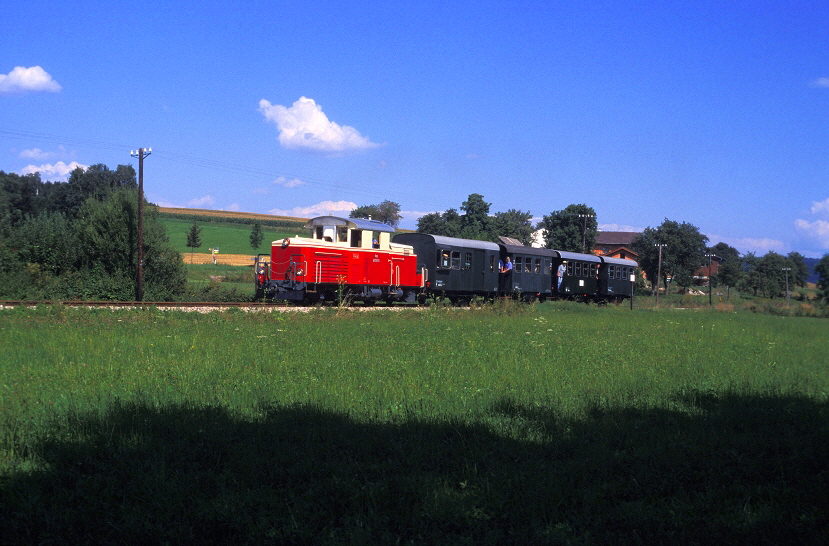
left=811, top=77, right=829, bottom=88
left=810, top=197, right=829, bottom=215
left=258, top=96, right=381, bottom=153
left=20, top=161, right=86, bottom=179
left=273, top=176, right=305, bottom=188
left=222, top=203, right=241, bottom=212
left=187, top=195, right=215, bottom=207
left=268, top=200, right=358, bottom=218
left=794, top=197, right=829, bottom=250
left=0, top=66, right=62, bottom=93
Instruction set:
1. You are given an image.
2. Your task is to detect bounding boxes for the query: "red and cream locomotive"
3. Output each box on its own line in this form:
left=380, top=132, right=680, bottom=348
left=254, top=216, right=424, bottom=304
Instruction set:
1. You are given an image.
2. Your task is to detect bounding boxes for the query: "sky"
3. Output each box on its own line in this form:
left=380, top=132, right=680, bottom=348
left=2, top=0, right=828, bottom=257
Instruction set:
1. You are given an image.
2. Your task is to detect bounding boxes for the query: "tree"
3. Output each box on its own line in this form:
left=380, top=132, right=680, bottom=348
left=490, top=209, right=534, bottom=245
left=458, top=193, right=491, bottom=240
left=349, top=200, right=402, bottom=227
left=631, top=219, right=709, bottom=293
left=186, top=222, right=202, bottom=263
left=52, top=164, right=137, bottom=218
left=74, top=188, right=186, bottom=300
left=250, top=222, right=264, bottom=251
left=537, top=204, right=598, bottom=253
left=814, top=253, right=829, bottom=303
left=786, top=252, right=810, bottom=288
left=415, top=208, right=462, bottom=237
left=708, top=242, right=742, bottom=300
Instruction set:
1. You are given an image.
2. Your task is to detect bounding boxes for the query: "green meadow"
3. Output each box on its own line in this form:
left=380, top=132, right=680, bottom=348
left=161, top=217, right=298, bottom=255
left=1, top=303, right=827, bottom=544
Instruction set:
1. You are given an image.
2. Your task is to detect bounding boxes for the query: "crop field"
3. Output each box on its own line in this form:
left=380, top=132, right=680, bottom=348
left=1, top=303, right=827, bottom=544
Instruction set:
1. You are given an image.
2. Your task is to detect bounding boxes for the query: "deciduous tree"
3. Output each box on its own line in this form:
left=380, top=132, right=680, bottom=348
left=537, top=204, right=597, bottom=253
left=631, top=219, right=709, bottom=292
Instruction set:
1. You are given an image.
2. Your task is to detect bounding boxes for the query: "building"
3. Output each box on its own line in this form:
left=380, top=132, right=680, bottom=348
left=592, top=231, right=639, bottom=261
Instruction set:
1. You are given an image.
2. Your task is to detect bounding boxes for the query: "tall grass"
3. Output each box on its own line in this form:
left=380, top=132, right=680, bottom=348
left=1, top=303, right=827, bottom=544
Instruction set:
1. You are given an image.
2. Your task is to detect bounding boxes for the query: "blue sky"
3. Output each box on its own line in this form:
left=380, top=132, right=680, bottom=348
left=2, top=0, right=828, bottom=257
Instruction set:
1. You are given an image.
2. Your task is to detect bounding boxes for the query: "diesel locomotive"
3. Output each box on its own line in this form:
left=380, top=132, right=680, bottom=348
left=254, top=215, right=638, bottom=304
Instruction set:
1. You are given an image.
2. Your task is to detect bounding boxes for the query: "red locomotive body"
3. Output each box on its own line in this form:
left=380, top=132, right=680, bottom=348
left=255, top=216, right=422, bottom=304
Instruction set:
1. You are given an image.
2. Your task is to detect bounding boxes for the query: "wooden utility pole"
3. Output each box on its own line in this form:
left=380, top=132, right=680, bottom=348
left=130, top=147, right=152, bottom=301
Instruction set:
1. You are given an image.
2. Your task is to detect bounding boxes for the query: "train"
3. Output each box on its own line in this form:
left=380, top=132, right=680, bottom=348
left=254, top=215, right=638, bottom=305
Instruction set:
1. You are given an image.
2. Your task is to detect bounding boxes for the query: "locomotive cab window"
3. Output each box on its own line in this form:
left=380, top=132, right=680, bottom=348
left=337, top=227, right=348, bottom=243
left=351, top=230, right=363, bottom=248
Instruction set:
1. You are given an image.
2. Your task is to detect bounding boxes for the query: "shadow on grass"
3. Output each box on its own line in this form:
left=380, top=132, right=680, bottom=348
left=2, top=392, right=827, bottom=545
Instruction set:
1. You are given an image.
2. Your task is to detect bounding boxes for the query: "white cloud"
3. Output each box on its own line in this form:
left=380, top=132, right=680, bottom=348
left=222, top=203, right=241, bottom=212
left=707, top=235, right=787, bottom=255
left=795, top=219, right=829, bottom=249
left=268, top=200, right=358, bottom=218
left=793, top=197, right=829, bottom=250
left=811, top=77, right=829, bottom=88
left=598, top=223, right=645, bottom=233
left=20, top=148, right=53, bottom=160
left=273, top=176, right=305, bottom=188
left=810, top=197, right=829, bottom=215
left=20, top=161, right=86, bottom=179
left=258, top=96, right=381, bottom=153
left=0, top=66, right=62, bottom=93
left=187, top=195, right=215, bottom=207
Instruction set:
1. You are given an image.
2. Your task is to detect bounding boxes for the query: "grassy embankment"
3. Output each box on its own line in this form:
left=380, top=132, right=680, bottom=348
left=1, top=302, right=827, bottom=544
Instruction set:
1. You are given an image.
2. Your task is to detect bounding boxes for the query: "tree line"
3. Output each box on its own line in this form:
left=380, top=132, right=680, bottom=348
left=351, top=194, right=829, bottom=302
left=0, top=166, right=186, bottom=300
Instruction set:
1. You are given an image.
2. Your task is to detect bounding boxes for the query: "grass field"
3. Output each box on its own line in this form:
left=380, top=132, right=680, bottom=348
left=1, top=303, right=827, bottom=544
left=161, top=216, right=300, bottom=256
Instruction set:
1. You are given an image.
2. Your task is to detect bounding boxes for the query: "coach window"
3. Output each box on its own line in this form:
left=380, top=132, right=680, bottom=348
left=575, top=262, right=582, bottom=277
left=437, top=249, right=451, bottom=268
left=490, top=255, right=496, bottom=272
left=524, top=258, right=531, bottom=273
left=464, top=252, right=472, bottom=270
left=534, top=258, right=541, bottom=274
left=567, top=261, right=574, bottom=276
left=608, top=265, right=615, bottom=278
left=451, top=251, right=461, bottom=269
left=515, top=257, right=523, bottom=273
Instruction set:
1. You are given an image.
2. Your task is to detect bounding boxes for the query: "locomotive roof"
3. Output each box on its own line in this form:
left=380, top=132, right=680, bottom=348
left=304, top=215, right=396, bottom=233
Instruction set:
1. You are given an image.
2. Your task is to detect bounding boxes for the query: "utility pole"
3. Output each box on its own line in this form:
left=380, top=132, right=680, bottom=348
left=782, top=267, right=791, bottom=307
left=578, top=213, right=595, bottom=254
left=654, top=243, right=666, bottom=307
left=130, top=147, right=152, bottom=302
left=704, top=254, right=720, bottom=306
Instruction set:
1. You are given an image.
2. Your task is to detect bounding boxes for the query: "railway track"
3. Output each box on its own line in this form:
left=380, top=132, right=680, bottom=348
left=0, top=300, right=420, bottom=312
left=0, top=300, right=296, bottom=312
